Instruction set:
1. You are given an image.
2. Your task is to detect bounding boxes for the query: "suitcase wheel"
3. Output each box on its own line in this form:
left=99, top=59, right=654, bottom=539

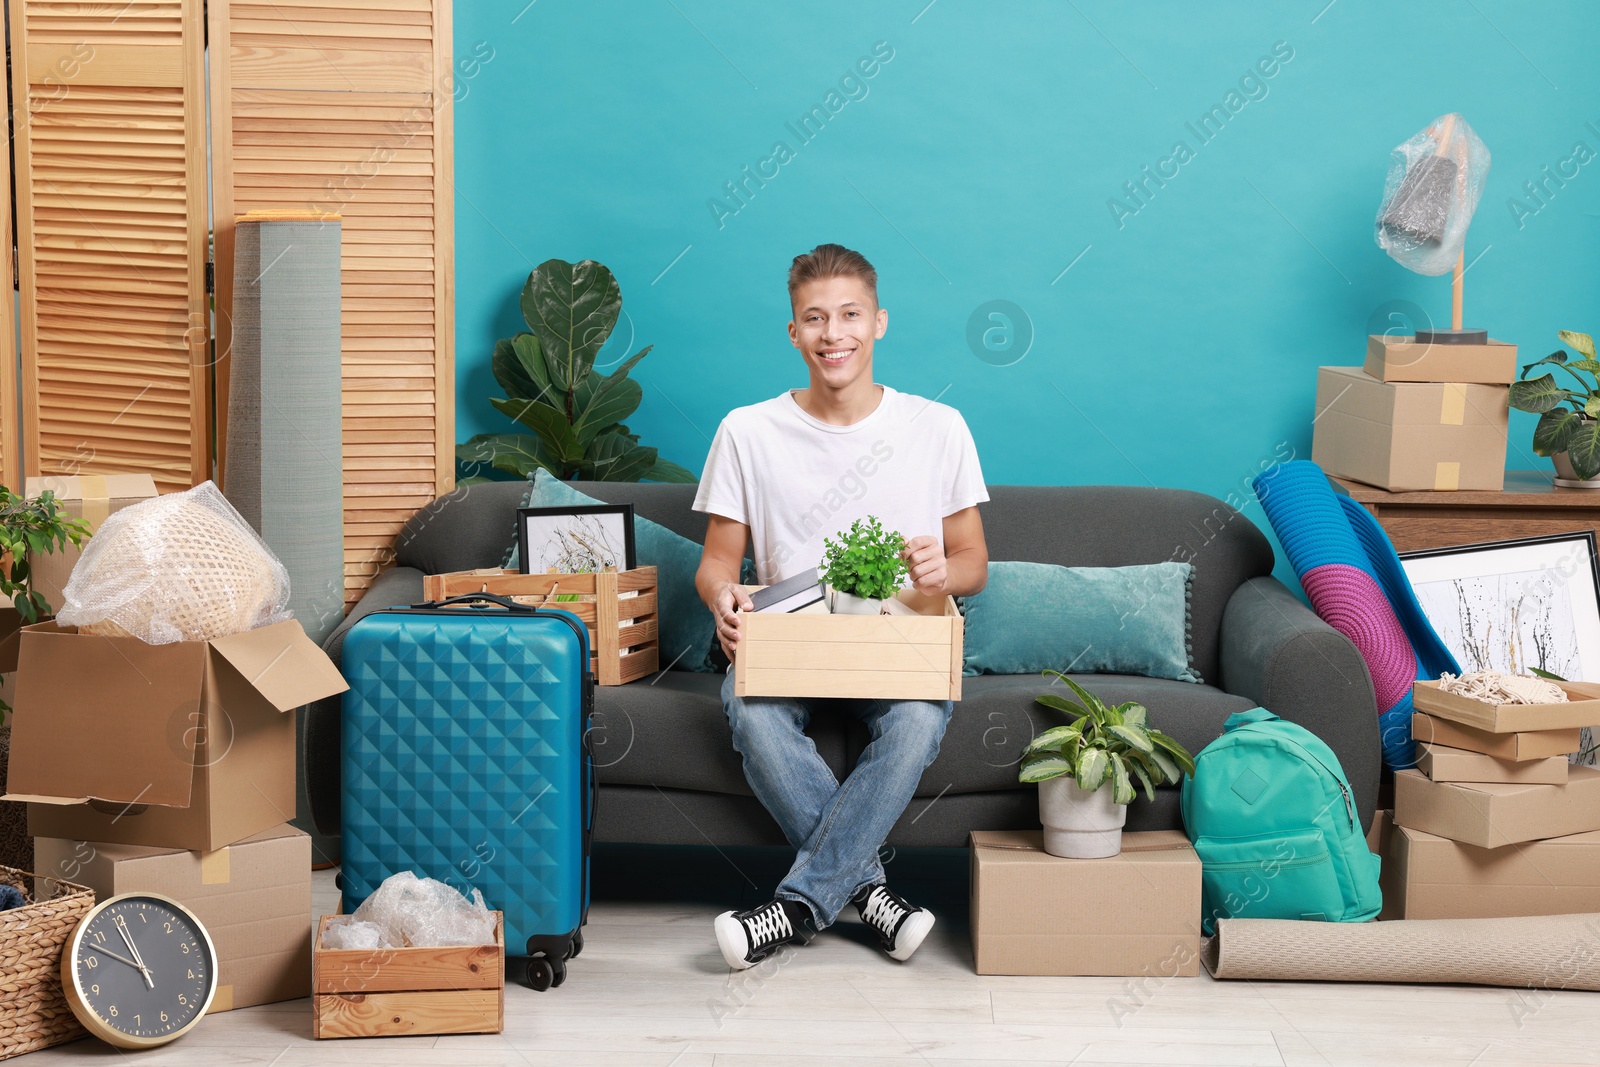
left=525, top=956, right=556, bottom=992
left=569, top=929, right=584, bottom=959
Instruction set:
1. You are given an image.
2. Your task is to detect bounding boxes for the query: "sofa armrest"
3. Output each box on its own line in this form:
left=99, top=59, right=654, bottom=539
left=1219, top=575, right=1381, bottom=833
left=303, top=566, right=426, bottom=837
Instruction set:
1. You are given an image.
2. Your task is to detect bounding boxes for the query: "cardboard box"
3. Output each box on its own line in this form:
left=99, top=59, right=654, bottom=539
left=1413, top=679, right=1600, bottom=733
left=970, top=829, right=1201, bottom=977
left=1364, top=334, right=1517, bottom=385
left=5, top=619, right=347, bottom=851
left=1412, top=712, right=1580, bottom=761
left=1418, top=742, right=1569, bottom=785
left=1394, top=765, right=1600, bottom=848
left=737, top=588, right=963, bottom=701
left=24, top=474, right=158, bottom=618
left=32, top=825, right=312, bottom=1012
left=1385, top=823, right=1600, bottom=920
left=1311, top=366, right=1508, bottom=491
left=313, top=913, right=504, bottom=1038
left=1366, top=810, right=1403, bottom=920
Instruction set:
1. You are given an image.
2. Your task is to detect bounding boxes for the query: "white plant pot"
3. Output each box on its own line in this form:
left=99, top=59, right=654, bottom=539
left=1038, top=776, right=1127, bottom=858
left=1553, top=450, right=1600, bottom=489
left=826, top=588, right=882, bottom=615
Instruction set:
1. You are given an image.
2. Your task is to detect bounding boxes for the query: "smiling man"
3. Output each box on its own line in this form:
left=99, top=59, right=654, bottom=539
left=693, top=243, right=989, bottom=970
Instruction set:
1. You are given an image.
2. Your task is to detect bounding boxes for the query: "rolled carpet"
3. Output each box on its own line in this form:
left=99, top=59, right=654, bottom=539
left=1205, top=913, right=1600, bottom=991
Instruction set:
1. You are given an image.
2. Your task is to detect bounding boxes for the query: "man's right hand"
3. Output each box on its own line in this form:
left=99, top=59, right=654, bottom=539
left=715, top=581, right=755, bottom=661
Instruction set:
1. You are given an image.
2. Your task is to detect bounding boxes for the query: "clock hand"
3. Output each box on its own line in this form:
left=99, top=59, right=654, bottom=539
left=112, top=916, right=155, bottom=989
left=83, top=943, right=145, bottom=971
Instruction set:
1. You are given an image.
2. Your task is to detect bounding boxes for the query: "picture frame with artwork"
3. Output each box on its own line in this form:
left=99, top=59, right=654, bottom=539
left=1400, top=530, right=1600, bottom=765
left=517, top=504, right=637, bottom=576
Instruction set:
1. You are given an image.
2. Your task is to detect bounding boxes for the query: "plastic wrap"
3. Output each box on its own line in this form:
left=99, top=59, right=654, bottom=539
left=55, top=480, right=291, bottom=645
left=322, top=871, right=496, bottom=950
left=1375, top=113, right=1490, bottom=276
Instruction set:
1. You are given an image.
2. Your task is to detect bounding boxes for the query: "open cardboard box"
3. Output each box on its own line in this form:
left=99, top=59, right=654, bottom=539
left=735, top=587, right=963, bottom=701
left=1412, top=679, right=1600, bottom=733
left=5, top=619, right=347, bottom=851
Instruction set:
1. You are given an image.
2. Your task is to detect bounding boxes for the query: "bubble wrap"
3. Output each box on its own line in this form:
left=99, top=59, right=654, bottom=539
left=320, top=916, right=386, bottom=950
left=55, top=480, right=291, bottom=645
left=338, top=871, right=496, bottom=949
left=1375, top=113, right=1490, bottom=276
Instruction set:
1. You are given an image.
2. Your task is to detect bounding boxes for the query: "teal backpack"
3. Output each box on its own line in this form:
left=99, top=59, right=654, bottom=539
left=1180, top=707, right=1381, bottom=935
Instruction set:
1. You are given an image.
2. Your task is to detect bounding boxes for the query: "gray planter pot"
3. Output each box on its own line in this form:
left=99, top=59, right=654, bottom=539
left=1038, top=775, right=1126, bottom=858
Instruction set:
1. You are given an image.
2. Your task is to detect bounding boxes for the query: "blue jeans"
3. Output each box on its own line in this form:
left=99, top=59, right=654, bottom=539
left=720, top=670, right=954, bottom=927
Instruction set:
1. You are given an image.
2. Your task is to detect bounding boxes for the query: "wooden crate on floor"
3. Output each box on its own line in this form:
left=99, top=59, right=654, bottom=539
left=312, top=914, right=504, bottom=1039
left=423, top=567, right=660, bottom=685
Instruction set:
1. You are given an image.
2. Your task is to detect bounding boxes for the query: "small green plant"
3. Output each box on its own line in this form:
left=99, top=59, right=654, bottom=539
left=819, top=516, right=907, bottom=602
left=1510, top=329, right=1600, bottom=479
left=0, top=486, right=91, bottom=722
left=1018, top=672, right=1197, bottom=804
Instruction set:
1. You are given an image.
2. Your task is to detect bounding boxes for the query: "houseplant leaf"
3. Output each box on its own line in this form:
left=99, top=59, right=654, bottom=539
left=1055, top=673, right=1113, bottom=718
left=1143, top=747, right=1181, bottom=784
left=1022, top=724, right=1082, bottom=756
left=572, top=375, right=644, bottom=449
left=1108, top=724, right=1154, bottom=754
left=645, top=456, right=698, bottom=483
left=1075, top=748, right=1109, bottom=792
left=572, top=345, right=651, bottom=418
left=572, top=431, right=658, bottom=482
left=1128, top=758, right=1157, bottom=802
left=1535, top=408, right=1585, bottom=456
left=1559, top=330, right=1596, bottom=359
left=1018, top=753, right=1072, bottom=783
left=1509, top=373, right=1571, bottom=414
left=1521, top=350, right=1569, bottom=377
left=492, top=396, right=583, bottom=462
left=1109, top=755, right=1136, bottom=805
left=1116, top=702, right=1148, bottom=728
left=492, top=334, right=555, bottom=403
left=1149, top=730, right=1197, bottom=777
left=1565, top=418, right=1600, bottom=480
left=521, top=259, right=621, bottom=391
left=456, top=433, right=558, bottom=480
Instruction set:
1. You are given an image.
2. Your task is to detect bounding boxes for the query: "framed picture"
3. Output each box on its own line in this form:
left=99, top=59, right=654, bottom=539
left=517, top=504, right=636, bottom=575
left=1400, top=531, right=1600, bottom=765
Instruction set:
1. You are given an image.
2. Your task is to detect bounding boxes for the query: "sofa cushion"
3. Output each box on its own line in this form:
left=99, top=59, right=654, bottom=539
left=592, top=671, right=850, bottom=795
left=897, top=672, right=1256, bottom=797
left=961, top=560, right=1200, bottom=682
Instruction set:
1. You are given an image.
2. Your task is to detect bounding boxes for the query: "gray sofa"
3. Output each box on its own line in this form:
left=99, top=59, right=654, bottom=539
left=305, top=481, right=1381, bottom=847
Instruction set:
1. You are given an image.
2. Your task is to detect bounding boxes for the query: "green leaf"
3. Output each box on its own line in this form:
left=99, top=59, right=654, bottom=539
left=1108, top=724, right=1154, bottom=753
left=1019, top=754, right=1072, bottom=784
left=1075, top=748, right=1109, bottom=792
left=1510, top=374, right=1571, bottom=414
left=1128, top=758, right=1157, bottom=802
left=1144, top=747, right=1181, bottom=784
left=1566, top=417, right=1600, bottom=480
left=1055, top=674, right=1112, bottom=719
left=1560, top=330, right=1596, bottom=360
left=1535, top=408, right=1585, bottom=456
left=644, top=457, right=697, bottom=483
left=572, top=345, right=651, bottom=421
left=491, top=396, right=583, bottom=462
left=1116, top=702, right=1148, bottom=728
left=1149, top=730, right=1197, bottom=778
left=457, top=434, right=558, bottom=481
left=1572, top=359, right=1600, bottom=376
left=492, top=334, right=554, bottom=403
left=1522, top=350, right=1569, bottom=378
left=521, top=259, right=621, bottom=390
left=571, top=431, right=657, bottom=482
left=1109, top=756, right=1136, bottom=805
left=1023, top=725, right=1082, bottom=756
left=1529, top=666, right=1568, bottom=681
left=572, top=375, right=644, bottom=450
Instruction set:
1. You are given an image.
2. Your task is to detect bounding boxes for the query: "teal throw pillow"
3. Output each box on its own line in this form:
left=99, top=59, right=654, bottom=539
left=960, top=560, right=1200, bottom=683
left=504, top=471, right=746, bottom=673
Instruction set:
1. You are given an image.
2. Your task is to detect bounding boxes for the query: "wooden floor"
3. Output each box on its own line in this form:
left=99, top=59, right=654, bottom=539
left=27, top=852, right=1600, bottom=1066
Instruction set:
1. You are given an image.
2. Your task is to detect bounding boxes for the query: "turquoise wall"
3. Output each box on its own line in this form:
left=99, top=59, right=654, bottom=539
left=453, top=1, right=1599, bottom=560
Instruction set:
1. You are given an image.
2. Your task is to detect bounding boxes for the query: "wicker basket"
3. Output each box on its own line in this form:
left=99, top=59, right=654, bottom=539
left=0, top=867, right=92, bottom=1059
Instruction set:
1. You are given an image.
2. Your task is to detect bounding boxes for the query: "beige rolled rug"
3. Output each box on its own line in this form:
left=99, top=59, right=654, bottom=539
left=1205, top=914, right=1600, bottom=991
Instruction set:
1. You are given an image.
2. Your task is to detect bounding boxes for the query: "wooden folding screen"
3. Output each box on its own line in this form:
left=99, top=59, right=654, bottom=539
left=10, top=0, right=211, bottom=491
left=210, top=1, right=455, bottom=608
left=0, top=122, right=16, bottom=493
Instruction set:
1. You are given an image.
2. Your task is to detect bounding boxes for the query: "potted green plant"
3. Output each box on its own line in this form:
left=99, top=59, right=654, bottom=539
left=0, top=485, right=91, bottom=721
left=819, top=516, right=907, bottom=615
left=1509, top=330, right=1600, bottom=486
left=1018, top=672, right=1196, bottom=858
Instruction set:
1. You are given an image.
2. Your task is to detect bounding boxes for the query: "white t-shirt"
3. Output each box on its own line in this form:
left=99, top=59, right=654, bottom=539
left=693, top=385, right=989, bottom=585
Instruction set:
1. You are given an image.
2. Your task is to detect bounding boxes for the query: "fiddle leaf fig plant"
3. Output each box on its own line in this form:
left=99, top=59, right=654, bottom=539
left=819, top=516, right=907, bottom=601
left=457, top=258, right=697, bottom=485
left=1018, top=672, right=1196, bottom=805
left=1510, top=330, right=1600, bottom=479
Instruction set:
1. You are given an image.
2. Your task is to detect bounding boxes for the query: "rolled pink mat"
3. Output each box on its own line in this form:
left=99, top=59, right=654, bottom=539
left=1205, top=913, right=1600, bottom=991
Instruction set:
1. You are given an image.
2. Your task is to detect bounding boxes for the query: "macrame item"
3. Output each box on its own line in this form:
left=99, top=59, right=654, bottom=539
left=1437, top=670, right=1568, bottom=706
left=55, top=481, right=291, bottom=645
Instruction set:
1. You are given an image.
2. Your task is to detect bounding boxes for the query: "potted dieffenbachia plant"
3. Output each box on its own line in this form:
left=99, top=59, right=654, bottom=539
left=1018, top=673, right=1196, bottom=858
left=1510, top=330, right=1600, bottom=485
left=819, top=516, right=907, bottom=615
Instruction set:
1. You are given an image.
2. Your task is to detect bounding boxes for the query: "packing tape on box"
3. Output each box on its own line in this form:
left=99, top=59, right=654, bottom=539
left=79, top=474, right=110, bottom=529
left=1439, top=384, right=1466, bottom=426
left=209, top=985, right=234, bottom=1013
left=1434, top=462, right=1461, bottom=491
left=199, top=846, right=231, bottom=885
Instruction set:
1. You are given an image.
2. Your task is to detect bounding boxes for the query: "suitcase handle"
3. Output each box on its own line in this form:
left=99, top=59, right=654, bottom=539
left=414, top=592, right=539, bottom=612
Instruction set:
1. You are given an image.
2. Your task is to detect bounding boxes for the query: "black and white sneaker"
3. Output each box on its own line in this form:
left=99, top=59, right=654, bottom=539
left=714, top=899, right=810, bottom=971
left=853, top=884, right=935, bottom=961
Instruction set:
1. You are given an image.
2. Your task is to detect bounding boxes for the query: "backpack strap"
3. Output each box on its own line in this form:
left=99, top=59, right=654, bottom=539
left=1226, top=707, right=1280, bottom=729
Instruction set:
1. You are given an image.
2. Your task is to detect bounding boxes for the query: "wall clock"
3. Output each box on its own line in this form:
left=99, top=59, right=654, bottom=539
left=62, top=892, right=219, bottom=1048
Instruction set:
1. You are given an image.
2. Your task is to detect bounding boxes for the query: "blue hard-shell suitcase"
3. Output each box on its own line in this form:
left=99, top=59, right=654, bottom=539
left=339, top=592, right=594, bottom=990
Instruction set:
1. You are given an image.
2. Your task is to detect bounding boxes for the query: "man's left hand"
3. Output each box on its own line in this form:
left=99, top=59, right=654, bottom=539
left=902, top=535, right=947, bottom=596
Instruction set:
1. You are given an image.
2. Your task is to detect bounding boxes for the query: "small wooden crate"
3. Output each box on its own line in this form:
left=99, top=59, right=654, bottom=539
left=312, top=914, right=504, bottom=1040
left=423, top=567, right=660, bottom=685
left=736, top=589, right=963, bottom=701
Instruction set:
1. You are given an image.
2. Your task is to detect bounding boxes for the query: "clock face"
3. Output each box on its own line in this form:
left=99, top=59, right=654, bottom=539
left=67, top=894, right=217, bottom=1047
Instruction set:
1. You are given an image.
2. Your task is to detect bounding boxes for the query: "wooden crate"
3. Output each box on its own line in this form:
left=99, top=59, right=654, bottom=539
left=736, top=589, right=963, bottom=701
left=312, top=914, right=504, bottom=1040
left=423, top=567, right=660, bottom=685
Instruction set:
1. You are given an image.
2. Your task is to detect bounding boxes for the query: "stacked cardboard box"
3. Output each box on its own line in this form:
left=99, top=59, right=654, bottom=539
left=1310, top=335, right=1515, bottom=491
left=2, top=618, right=348, bottom=1011
left=1387, top=680, right=1600, bottom=919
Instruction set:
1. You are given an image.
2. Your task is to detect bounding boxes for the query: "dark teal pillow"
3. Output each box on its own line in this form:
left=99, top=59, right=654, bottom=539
left=504, top=471, right=748, bottom=673
left=960, top=560, right=1200, bottom=682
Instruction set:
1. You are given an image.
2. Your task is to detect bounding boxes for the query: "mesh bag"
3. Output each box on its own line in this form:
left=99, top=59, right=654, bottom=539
left=1375, top=112, right=1490, bottom=276
left=55, top=481, right=291, bottom=644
